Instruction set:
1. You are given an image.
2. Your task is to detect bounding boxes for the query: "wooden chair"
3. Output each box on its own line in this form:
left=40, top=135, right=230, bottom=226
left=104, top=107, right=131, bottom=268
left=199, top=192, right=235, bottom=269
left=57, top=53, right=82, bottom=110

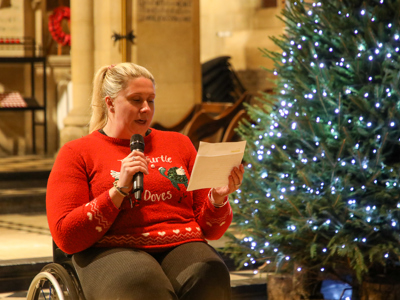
left=182, top=92, right=251, bottom=149
left=221, top=109, right=250, bottom=143
left=151, top=104, right=202, bottom=133
left=150, top=102, right=233, bottom=133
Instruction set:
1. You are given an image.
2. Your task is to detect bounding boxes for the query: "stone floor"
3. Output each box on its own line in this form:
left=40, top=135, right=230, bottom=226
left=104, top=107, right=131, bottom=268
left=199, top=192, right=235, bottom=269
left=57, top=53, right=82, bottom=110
left=0, top=213, right=52, bottom=260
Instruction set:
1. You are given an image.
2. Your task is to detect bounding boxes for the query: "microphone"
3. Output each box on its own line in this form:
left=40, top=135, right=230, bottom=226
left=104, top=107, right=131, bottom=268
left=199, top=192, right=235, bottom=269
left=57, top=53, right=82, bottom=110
left=130, top=134, right=145, bottom=200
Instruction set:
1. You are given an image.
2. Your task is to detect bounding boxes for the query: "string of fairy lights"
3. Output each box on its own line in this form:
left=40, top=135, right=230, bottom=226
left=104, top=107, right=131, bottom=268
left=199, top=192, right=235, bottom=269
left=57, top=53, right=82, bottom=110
left=233, top=0, right=400, bottom=276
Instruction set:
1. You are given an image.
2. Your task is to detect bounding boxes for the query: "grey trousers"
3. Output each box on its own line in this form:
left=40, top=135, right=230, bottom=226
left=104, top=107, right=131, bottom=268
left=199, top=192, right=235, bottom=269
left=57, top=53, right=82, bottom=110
left=72, top=242, right=231, bottom=300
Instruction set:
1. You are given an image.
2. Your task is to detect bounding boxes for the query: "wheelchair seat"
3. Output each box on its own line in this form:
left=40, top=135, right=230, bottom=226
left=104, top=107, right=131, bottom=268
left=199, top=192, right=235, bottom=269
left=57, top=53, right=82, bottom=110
left=26, top=241, right=86, bottom=300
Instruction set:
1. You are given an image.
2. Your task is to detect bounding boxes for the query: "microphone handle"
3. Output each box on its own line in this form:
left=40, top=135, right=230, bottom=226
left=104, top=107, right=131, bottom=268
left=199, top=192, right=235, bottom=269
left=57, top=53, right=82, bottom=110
left=130, top=134, right=145, bottom=202
left=133, top=171, right=143, bottom=200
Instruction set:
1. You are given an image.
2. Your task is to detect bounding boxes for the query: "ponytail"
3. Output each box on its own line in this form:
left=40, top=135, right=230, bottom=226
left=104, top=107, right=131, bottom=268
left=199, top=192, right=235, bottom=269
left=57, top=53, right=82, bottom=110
left=89, top=66, right=109, bottom=133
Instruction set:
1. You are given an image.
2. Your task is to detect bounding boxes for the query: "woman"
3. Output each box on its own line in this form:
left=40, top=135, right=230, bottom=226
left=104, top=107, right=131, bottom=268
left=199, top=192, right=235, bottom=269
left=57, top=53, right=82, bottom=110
left=46, top=62, right=244, bottom=300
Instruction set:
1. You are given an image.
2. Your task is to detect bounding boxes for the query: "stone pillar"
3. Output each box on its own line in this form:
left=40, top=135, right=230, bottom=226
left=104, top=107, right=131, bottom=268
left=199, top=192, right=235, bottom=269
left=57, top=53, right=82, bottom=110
left=60, top=0, right=94, bottom=146
left=93, top=0, right=122, bottom=69
left=47, top=55, right=71, bottom=154
left=130, top=0, right=201, bottom=127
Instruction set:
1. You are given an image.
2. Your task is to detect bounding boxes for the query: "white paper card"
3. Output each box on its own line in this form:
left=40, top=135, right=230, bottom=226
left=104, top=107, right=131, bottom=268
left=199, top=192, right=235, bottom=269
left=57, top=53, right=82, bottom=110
left=186, top=141, right=246, bottom=191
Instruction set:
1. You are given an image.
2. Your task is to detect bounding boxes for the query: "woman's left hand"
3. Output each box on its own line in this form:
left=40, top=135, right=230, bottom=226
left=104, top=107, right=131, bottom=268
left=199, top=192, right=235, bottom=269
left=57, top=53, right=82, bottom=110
left=212, top=164, right=245, bottom=204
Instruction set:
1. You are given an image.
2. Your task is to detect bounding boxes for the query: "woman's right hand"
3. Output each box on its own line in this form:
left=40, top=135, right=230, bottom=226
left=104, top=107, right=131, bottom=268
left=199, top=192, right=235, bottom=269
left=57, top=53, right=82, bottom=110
left=117, top=150, right=149, bottom=192
left=109, top=151, right=149, bottom=208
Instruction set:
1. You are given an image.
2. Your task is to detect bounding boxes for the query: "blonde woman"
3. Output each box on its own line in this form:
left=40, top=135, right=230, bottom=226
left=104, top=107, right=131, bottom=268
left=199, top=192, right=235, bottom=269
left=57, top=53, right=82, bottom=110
left=46, top=62, right=244, bottom=300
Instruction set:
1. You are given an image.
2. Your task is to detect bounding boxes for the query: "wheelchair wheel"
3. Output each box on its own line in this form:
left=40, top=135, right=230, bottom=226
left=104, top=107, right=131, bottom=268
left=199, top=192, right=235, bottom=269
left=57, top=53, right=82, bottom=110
left=26, top=263, right=80, bottom=300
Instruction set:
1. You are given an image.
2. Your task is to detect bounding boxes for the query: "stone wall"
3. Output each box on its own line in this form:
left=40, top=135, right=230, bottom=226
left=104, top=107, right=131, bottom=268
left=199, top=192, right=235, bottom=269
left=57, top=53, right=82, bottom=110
left=200, top=0, right=285, bottom=93
left=130, top=0, right=201, bottom=128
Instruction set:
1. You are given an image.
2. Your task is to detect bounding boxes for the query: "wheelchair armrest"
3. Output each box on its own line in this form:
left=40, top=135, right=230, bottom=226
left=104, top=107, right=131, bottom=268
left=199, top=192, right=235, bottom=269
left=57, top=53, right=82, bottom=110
left=53, top=240, right=73, bottom=264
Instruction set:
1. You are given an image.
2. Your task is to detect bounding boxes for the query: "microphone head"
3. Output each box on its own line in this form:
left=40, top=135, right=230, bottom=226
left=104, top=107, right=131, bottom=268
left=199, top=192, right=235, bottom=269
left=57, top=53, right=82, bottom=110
left=130, top=134, right=145, bottom=152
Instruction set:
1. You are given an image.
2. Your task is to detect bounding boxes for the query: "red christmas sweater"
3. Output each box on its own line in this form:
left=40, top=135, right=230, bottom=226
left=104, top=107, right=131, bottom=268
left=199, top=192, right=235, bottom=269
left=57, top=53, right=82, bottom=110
left=47, top=129, right=232, bottom=254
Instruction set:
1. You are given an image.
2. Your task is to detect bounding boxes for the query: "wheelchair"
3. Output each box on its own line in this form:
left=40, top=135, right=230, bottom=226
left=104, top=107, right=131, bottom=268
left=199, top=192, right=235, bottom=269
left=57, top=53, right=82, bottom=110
left=26, top=241, right=86, bottom=300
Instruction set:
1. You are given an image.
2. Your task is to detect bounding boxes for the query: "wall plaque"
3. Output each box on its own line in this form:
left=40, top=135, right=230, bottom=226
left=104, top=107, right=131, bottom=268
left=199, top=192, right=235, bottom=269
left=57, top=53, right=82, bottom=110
left=138, top=0, right=192, bottom=23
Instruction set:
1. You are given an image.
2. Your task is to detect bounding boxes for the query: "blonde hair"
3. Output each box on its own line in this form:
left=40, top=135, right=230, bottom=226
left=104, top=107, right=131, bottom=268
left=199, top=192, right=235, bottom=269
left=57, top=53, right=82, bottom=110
left=89, top=62, right=155, bottom=133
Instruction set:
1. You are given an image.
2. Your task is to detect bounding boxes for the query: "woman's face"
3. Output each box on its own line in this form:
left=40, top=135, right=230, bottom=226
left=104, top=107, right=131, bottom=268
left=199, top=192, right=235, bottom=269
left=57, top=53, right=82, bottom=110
left=111, top=77, right=155, bottom=138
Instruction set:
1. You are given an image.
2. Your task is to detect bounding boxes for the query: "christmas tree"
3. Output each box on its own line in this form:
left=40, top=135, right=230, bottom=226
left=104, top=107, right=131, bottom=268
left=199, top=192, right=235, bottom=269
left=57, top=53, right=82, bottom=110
left=225, top=0, right=400, bottom=295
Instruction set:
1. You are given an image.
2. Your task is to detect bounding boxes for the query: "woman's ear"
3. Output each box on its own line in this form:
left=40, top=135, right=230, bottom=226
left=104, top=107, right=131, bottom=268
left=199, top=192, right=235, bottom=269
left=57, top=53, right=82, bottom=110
left=105, top=96, right=114, bottom=112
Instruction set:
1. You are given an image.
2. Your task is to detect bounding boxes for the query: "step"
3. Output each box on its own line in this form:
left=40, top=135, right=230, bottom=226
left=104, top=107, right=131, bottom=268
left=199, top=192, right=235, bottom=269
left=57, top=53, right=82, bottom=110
left=231, top=271, right=267, bottom=300
left=0, top=170, right=50, bottom=189
left=0, top=187, right=46, bottom=214
left=0, top=155, right=53, bottom=190
left=0, top=257, right=51, bottom=294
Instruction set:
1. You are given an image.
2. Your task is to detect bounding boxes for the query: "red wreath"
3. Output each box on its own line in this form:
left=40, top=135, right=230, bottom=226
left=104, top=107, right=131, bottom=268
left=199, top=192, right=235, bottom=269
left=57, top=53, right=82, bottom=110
left=48, top=6, right=71, bottom=46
